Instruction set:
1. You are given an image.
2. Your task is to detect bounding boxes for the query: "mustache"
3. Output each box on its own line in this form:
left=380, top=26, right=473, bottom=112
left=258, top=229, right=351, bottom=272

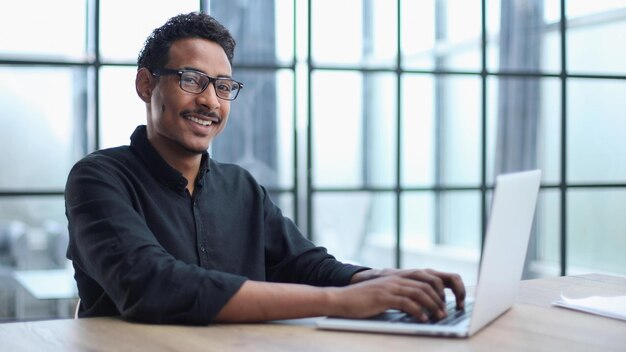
left=180, top=108, right=221, bottom=121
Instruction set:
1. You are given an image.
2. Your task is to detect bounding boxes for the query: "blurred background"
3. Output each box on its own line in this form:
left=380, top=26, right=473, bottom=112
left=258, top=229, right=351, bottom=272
left=0, top=0, right=625, bottom=322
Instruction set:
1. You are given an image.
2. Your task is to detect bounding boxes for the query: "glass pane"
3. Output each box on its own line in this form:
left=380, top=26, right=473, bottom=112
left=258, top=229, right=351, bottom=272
left=439, top=191, right=481, bottom=250
left=401, top=1, right=435, bottom=69
left=566, top=3, right=626, bottom=75
left=401, top=75, right=435, bottom=186
left=313, top=192, right=395, bottom=268
left=275, top=70, right=295, bottom=188
left=312, top=71, right=362, bottom=187
left=486, top=77, right=561, bottom=184
left=568, top=189, right=626, bottom=275
left=401, top=74, right=481, bottom=187
left=433, top=76, right=482, bottom=185
left=529, top=189, right=561, bottom=278
left=312, top=0, right=397, bottom=67
left=0, top=197, right=74, bottom=322
left=567, top=1, right=626, bottom=19
left=364, top=74, right=397, bottom=187
left=275, top=0, right=295, bottom=64
left=212, top=70, right=293, bottom=189
left=0, top=67, right=86, bottom=190
left=568, top=79, right=626, bottom=183
left=99, top=66, right=146, bottom=149
left=0, top=197, right=68, bottom=270
left=401, top=191, right=434, bottom=255
left=401, top=191, right=480, bottom=285
left=294, top=0, right=311, bottom=62
left=401, top=0, right=481, bottom=71
left=99, top=0, right=199, bottom=62
left=0, top=0, right=86, bottom=60
left=486, top=0, right=560, bottom=73
left=312, top=71, right=396, bottom=188
left=212, top=0, right=294, bottom=66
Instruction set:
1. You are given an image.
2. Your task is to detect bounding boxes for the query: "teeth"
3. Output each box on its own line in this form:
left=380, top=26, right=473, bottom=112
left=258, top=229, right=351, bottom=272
left=186, top=116, right=213, bottom=126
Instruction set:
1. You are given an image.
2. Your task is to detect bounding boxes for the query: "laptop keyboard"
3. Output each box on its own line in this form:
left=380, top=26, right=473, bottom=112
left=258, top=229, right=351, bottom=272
left=366, top=300, right=473, bottom=326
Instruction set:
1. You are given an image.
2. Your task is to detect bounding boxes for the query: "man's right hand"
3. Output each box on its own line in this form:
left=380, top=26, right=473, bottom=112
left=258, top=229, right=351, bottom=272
left=328, top=275, right=453, bottom=321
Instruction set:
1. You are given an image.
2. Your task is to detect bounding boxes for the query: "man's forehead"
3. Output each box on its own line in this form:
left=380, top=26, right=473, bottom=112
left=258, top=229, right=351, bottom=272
left=169, top=38, right=228, bottom=57
left=167, top=38, right=232, bottom=74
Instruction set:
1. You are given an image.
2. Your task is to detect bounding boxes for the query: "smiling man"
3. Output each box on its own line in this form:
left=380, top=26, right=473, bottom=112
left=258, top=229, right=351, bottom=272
left=65, top=12, right=465, bottom=325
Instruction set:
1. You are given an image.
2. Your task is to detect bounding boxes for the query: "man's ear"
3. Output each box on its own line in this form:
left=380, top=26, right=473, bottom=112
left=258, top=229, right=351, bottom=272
left=135, top=68, right=153, bottom=103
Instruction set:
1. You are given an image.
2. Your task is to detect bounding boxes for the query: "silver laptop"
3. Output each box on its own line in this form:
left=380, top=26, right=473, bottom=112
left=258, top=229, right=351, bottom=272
left=317, top=170, right=541, bottom=338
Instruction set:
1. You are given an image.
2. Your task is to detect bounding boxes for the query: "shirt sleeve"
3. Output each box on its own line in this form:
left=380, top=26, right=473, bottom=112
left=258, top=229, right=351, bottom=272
left=66, top=157, right=246, bottom=325
left=259, top=186, right=370, bottom=286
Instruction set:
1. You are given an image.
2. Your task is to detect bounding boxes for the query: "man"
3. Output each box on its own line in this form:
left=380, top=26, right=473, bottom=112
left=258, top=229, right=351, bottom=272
left=65, top=12, right=465, bottom=325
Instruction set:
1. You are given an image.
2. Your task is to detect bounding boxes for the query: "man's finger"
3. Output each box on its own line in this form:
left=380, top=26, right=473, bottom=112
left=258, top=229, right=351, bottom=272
left=433, top=271, right=466, bottom=309
left=396, top=279, right=446, bottom=318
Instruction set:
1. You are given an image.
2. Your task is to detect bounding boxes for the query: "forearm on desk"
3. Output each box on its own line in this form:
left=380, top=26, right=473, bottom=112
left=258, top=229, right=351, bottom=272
left=214, top=272, right=458, bottom=323
left=214, top=280, right=335, bottom=322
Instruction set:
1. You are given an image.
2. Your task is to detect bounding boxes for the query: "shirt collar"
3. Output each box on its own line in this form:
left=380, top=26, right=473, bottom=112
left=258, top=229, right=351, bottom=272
left=130, top=125, right=210, bottom=193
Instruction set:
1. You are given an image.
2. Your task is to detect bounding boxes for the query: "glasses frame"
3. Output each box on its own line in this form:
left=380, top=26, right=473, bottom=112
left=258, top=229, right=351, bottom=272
left=150, top=68, right=243, bottom=101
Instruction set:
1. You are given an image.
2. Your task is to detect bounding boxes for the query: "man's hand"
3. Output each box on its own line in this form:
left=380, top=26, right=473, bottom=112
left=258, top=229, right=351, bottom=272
left=344, top=268, right=466, bottom=319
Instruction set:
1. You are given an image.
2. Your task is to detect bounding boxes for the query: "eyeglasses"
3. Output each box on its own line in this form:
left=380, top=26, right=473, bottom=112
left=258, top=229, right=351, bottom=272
left=151, top=68, right=243, bottom=101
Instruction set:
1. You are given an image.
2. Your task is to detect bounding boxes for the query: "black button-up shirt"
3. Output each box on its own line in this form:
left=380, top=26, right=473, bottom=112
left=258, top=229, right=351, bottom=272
left=65, top=125, right=366, bottom=324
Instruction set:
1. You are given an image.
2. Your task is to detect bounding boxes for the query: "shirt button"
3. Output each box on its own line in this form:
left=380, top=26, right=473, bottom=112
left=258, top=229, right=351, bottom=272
left=200, top=247, right=206, bottom=253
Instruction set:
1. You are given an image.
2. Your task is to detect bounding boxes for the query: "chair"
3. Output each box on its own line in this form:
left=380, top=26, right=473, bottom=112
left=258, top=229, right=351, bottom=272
left=74, top=298, right=81, bottom=319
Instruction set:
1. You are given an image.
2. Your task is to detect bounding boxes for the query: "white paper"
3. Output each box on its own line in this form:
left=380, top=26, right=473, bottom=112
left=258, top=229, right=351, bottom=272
left=552, top=294, right=626, bottom=322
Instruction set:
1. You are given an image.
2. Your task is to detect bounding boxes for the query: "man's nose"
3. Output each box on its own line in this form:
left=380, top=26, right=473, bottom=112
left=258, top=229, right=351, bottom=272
left=196, top=82, right=221, bottom=109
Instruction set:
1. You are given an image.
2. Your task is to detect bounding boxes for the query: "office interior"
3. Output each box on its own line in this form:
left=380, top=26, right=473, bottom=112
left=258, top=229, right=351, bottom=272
left=0, top=0, right=625, bottom=323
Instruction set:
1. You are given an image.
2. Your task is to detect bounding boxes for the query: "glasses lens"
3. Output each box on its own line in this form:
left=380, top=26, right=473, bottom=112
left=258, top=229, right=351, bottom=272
left=215, top=79, right=240, bottom=100
left=179, top=71, right=206, bottom=94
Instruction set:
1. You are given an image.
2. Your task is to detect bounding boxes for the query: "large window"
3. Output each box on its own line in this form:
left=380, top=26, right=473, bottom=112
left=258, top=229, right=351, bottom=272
left=305, top=0, right=626, bottom=286
left=1, top=0, right=625, bottom=322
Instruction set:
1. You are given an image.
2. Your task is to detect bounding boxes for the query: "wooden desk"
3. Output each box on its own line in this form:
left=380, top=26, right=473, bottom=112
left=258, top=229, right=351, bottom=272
left=1, top=274, right=625, bottom=352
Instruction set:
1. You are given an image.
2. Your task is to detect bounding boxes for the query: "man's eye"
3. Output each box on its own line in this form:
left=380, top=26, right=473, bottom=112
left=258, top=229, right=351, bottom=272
left=216, top=82, right=233, bottom=92
left=182, top=76, right=200, bottom=85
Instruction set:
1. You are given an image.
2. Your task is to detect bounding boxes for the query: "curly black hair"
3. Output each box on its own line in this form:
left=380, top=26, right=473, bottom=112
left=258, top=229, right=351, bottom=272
left=137, top=12, right=236, bottom=69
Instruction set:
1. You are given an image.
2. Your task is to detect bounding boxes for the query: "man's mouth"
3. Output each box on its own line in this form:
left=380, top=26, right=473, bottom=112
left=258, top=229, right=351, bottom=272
left=183, top=114, right=220, bottom=126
